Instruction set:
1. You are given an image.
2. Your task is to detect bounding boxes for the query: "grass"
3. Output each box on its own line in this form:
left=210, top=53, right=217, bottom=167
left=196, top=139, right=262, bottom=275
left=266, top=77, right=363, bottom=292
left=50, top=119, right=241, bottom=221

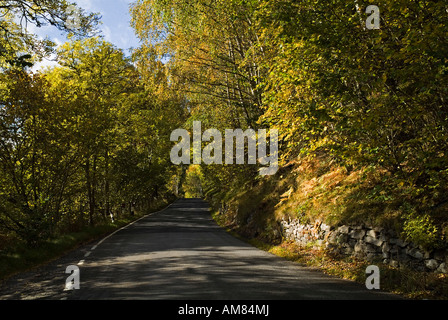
left=0, top=221, right=126, bottom=281
left=213, top=211, right=448, bottom=300
left=208, top=153, right=448, bottom=299
left=0, top=198, right=174, bottom=283
left=259, top=241, right=448, bottom=300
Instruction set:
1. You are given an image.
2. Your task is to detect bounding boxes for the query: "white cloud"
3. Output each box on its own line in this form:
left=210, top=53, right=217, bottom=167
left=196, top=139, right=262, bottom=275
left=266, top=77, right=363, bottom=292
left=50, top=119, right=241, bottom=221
left=26, top=0, right=140, bottom=64
left=101, top=25, right=112, bottom=42
left=74, top=0, right=94, bottom=11
left=31, top=58, right=60, bottom=73
left=30, top=37, right=63, bottom=72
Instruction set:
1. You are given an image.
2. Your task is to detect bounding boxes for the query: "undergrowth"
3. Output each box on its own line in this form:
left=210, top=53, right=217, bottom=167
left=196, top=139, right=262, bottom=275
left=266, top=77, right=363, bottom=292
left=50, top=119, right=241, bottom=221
left=209, top=155, right=448, bottom=300
left=213, top=210, right=448, bottom=300
left=0, top=198, right=173, bottom=282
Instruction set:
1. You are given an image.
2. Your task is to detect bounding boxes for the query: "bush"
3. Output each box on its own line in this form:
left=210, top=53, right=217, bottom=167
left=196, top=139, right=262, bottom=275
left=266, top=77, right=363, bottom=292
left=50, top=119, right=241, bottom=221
left=402, top=213, right=442, bottom=250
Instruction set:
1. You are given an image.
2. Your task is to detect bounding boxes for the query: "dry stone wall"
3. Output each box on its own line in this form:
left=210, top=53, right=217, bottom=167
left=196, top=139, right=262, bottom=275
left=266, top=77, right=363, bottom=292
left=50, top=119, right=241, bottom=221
left=280, top=218, right=448, bottom=274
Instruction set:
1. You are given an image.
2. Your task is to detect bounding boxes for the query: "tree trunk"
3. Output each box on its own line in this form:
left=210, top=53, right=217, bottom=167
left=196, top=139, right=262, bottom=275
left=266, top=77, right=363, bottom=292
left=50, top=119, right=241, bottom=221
left=85, top=157, right=95, bottom=226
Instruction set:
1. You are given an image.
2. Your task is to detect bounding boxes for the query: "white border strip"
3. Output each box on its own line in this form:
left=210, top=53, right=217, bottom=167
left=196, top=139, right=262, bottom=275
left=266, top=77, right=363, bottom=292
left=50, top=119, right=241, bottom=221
left=78, top=200, right=177, bottom=265
left=94, top=201, right=175, bottom=247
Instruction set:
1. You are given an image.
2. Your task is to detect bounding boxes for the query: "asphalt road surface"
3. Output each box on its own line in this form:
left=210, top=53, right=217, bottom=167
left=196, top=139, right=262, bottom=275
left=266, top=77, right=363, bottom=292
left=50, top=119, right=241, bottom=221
left=0, top=198, right=401, bottom=300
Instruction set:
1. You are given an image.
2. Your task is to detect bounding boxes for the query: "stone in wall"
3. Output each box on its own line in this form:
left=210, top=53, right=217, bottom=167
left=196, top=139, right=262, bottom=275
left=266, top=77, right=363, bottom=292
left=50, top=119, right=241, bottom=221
left=279, top=218, right=448, bottom=274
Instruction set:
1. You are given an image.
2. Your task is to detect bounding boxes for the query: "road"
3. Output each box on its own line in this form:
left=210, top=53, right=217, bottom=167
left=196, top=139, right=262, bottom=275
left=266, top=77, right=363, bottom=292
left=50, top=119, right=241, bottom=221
left=0, top=198, right=401, bottom=300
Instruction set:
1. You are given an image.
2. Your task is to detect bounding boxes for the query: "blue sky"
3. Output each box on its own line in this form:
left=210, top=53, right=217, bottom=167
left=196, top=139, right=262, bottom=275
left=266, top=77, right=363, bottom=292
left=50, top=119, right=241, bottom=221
left=32, top=0, right=141, bottom=70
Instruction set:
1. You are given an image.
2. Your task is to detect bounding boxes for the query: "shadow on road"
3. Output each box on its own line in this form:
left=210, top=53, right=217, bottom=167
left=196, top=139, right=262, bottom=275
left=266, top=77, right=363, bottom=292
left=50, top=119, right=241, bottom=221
left=63, top=199, right=402, bottom=300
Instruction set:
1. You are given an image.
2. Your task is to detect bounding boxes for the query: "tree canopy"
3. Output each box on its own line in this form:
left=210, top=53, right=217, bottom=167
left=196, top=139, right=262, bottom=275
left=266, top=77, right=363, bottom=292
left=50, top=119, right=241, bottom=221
left=0, top=1, right=185, bottom=247
left=131, top=0, right=448, bottom=248
left=0, top=0, right=447, bottom=251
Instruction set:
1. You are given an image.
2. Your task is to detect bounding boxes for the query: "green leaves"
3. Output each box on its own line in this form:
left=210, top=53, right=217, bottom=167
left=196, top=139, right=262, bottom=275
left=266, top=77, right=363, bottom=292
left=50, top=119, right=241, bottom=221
left=0, top=32, right=185, bottom=246
left=0, top=0, right=100, bottom=70
left=128, top=0, right=448, bottom=244
left=403, top=212, right=442, bottom=250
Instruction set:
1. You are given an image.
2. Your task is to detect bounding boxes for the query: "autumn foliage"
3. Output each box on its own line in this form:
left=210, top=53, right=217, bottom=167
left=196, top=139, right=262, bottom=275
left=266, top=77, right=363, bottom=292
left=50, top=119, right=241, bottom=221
left=131, top=0, right=448, bottom=248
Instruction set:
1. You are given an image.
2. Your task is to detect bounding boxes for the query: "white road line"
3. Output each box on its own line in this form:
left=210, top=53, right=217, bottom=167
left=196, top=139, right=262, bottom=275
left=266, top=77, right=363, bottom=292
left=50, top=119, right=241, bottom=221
left=91, top=201, right=176, bottom=250
left=72, top=202, right=176, bottom=270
